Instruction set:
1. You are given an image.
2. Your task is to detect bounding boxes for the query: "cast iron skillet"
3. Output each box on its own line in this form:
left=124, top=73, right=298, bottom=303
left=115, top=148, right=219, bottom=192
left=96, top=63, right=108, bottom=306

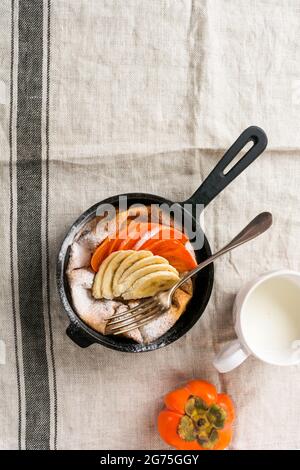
left=57, top=126, right=267, bottom=352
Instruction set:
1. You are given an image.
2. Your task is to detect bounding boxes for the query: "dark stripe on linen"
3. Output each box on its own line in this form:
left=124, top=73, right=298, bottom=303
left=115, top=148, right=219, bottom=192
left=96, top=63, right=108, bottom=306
left=9, top=0, right=22, bottom=450
left=16, top=0, right=50, bottom=449
left=45, top=0, right=58, bottom=450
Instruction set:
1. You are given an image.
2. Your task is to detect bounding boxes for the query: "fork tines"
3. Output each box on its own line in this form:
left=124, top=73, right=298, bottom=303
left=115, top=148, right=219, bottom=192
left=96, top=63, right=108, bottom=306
left=104, top=299, right=164, bottom=335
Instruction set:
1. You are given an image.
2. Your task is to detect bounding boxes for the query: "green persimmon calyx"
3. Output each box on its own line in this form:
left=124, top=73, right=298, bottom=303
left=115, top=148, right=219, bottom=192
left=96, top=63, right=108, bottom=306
left=177, top=395, right=227, bottom=449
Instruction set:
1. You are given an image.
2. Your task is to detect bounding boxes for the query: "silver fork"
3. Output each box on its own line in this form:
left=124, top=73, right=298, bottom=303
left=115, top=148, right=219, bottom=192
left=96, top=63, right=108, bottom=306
left=104, top=212, right=272, bottom=336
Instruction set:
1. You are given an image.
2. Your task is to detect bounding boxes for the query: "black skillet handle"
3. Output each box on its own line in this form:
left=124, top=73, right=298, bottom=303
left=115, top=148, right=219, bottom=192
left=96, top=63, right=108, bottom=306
left=184, top=126, right=267, bottom=208
left=66, top=323, right=95, bottom=348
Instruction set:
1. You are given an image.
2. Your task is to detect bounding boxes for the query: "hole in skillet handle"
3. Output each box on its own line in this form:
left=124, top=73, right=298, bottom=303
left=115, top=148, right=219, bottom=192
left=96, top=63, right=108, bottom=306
left=223, top=140, right=254, bottom=175
left=183, top=126, right=268, bottom=209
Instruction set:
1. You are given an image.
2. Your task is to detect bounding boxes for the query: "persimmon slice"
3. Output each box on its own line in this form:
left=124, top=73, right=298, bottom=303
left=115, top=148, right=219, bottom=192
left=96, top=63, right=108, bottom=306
left=147, top=239, right=197, bottom=272
left=136, top=226, right=188, bottom=250
left=120, top=222, right=161, bottom=250
left=90, top=238, right=113, bottom=272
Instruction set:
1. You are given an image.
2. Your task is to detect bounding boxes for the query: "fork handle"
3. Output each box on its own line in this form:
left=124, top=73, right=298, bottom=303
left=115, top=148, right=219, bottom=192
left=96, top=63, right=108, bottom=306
left=173, top=212, right=272, bottom=291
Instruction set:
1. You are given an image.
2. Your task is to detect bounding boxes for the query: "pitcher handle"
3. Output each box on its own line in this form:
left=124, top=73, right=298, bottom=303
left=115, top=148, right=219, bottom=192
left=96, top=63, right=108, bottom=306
left=213, top=339, right=249, bottom=373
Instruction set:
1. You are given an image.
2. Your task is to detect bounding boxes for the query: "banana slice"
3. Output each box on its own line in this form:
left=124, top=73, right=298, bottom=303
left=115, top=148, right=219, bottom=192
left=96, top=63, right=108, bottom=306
left=118, top=263, right=178, bottom=297
left=122, top=271, right=180, bottom=300
left=118, top=255, right=167, bottom=283
left=113, top=251, right=153, bottom=297
left=101, top=251, right=134, bottom=299
left=92, top=250, right=132, bottom=299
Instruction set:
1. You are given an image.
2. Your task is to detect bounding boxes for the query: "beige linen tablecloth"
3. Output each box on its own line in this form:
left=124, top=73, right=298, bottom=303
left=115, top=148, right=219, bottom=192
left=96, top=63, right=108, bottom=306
left=1, top=0, right=300, bottom=450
